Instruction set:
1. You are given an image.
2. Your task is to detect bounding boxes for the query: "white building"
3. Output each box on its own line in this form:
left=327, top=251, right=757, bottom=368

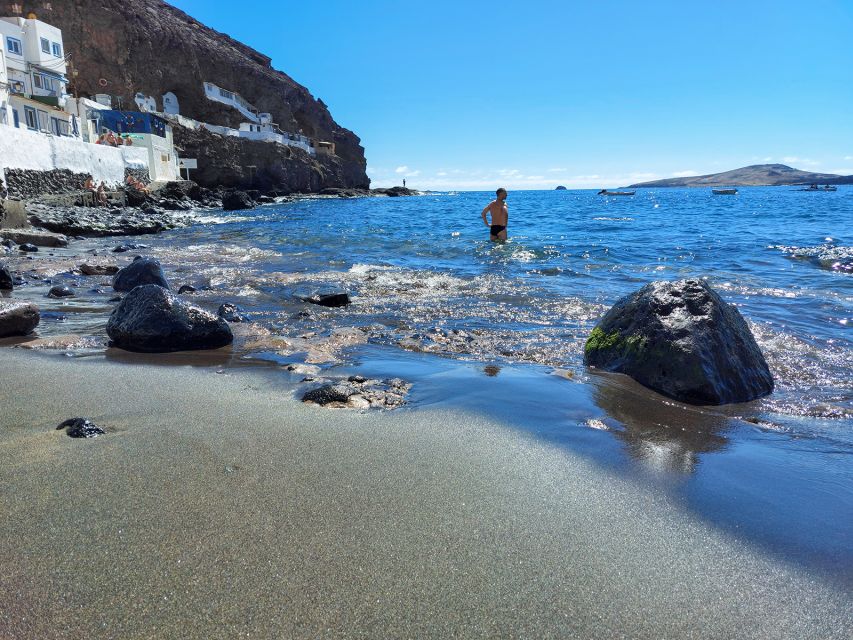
left=0, top=15, right=79, bottom=137
left=203, top=81, right=260, bottom=123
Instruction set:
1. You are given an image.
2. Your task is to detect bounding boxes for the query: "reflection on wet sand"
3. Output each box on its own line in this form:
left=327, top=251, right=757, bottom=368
left=590, top=372, right=732, bottom=474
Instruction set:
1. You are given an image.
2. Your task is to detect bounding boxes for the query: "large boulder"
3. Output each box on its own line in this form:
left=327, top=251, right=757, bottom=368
left=112, top=257, right=170, bottom=292
left=0, top=300, right=40, bottom=337
left=222, top=190, right=256, bottom=211
left=106, top=284, right=232, bottom=352
left=584, top=279, right=773, bottom=405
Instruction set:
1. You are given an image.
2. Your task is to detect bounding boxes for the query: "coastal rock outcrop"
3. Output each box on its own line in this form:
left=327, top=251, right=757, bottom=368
left=40, top=0, right=369, bottom=193
left=583, top=279, right=773, bottom=405
left=222, top=190, right=256, bottom=211
left=106, top=284, right=233, bottom=352
left=0, top=300, right=40, bottom=337
left=112, top=257, right=170, bottom=292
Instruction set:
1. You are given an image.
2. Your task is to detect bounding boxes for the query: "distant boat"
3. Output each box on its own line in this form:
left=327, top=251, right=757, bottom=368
left=712, top=188, right=738, bottom=195
left=801, top=184, right=838, bottom=192
left=598, top=189, right=635, bottom=196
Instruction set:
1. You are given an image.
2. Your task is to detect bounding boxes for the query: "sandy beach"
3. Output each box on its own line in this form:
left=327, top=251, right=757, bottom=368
left=1, top=349, right=850, bottom=638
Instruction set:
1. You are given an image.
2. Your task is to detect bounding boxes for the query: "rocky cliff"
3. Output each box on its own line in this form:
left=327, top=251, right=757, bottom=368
left=35, top=0, right=369, bottom=191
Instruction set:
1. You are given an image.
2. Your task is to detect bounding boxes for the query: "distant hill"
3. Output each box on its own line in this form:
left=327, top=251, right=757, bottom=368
left=628, top=164, right=853, bottom=188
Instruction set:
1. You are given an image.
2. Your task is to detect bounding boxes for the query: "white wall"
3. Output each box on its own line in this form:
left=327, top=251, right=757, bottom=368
left=0, top=125, right=149, bottom=188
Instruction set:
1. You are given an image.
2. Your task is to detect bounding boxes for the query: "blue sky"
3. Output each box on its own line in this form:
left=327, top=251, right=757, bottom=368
left=170, top=0, right=852, bottom=189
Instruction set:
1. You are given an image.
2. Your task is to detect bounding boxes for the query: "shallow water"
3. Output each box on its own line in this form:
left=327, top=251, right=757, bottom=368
left=3, top=186, right=852, bottom=586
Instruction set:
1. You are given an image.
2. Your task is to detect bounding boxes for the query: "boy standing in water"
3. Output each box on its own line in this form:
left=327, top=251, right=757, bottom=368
left=481, top=188, right=508, bottom=241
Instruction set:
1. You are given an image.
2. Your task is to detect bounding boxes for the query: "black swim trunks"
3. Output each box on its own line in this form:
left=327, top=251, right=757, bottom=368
left=490, top=225, right=506, bottom=236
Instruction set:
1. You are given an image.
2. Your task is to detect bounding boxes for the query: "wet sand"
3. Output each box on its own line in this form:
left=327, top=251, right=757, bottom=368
left=0, top=350, right=850, bottom=638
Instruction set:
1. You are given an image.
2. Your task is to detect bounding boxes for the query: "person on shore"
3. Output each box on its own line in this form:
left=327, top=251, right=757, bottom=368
left=106, top=132, right=118, bottom=147
left=96, top=181, right=108, bottom=206
left=480, top=188, right=508, bottom=241
left=123, top=134, right=133, bottom=146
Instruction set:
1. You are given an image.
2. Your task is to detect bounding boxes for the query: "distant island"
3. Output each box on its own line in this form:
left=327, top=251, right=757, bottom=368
left=555, top=185, right=567, bottom=190
left=628, top=164, right=853, bottom=188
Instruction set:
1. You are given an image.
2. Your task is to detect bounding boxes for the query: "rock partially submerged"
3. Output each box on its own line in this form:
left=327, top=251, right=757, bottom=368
left=80, top=263, right=120, bottom=276
left=106, top=284, right=233, bottom=352
left=56, top=418, right=105, bottom=438
left=112, top=257, right=170, bottom=292
left=48, top=285, right=75, bottom=298
left=217, top=303, right=245, bottom=322
left=302, top=376, right=411, bottom=409
left=222, top=190, right=256, bottom=211
left=296, top=287, right=351, bottom=308
left=0, top=300, right=40, bottom=337
left=584, top=279, right=773, bottom=405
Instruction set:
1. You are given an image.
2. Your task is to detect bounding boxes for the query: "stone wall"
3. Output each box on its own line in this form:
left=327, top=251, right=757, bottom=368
left=4, top=168, right=91, bottom=200
left=0, top=125, right=150, bottom=192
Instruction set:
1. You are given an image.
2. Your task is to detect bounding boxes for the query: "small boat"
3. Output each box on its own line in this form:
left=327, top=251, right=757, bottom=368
left=712, top=188, right=738, bottom=195
left=801, top=184, right=838, bottom=192
left=598, top=189, right=635, bottom=196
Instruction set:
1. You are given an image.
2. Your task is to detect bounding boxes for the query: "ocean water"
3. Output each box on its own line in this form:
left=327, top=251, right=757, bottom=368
left=7, top=186, right=853, bottom=584
left=147, top=187, right=852, bottom=416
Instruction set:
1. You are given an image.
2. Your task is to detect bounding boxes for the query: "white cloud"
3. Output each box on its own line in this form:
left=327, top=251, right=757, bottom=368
left=547, top=167, right=567, bottom=173
left=436, top=171, right=447, bottom=177
left=781, top=156, right=819, bottom=167
left=844, top=156, right=853, bottom=161
left=829, top=168, right=853, bottom=175
left=672, top=170, right=698, bottom=178
left=394, top=166, right=409, bottom=174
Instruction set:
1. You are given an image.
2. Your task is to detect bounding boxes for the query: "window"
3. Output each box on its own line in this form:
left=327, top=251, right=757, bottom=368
left=33, top=73, right=54, bottom=92
left=41, top=37, right=50, bottom=54
left=13, top=109, right=20, bottom=128
left=24, top=106, right=37, bottom=130
left=71, top=115, right=79, bottom=136
left=6, top=36, right=22, bottom=55
left=37, top=109, right=49, bottom=131
left=52, top=42, right=62, bottom=57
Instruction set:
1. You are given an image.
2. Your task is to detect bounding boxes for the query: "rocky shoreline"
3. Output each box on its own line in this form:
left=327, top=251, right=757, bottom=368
left=0, top=180, right=420, bottom=241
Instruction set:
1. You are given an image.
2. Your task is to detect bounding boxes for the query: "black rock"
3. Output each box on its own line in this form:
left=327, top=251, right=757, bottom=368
left=56, top=418, right=105, bottom=438
left=108, top=295, right=122, bottom=303
left=0, top=265, right=13, bottom=290
left=256, top=195, right=276, bottom=204
left=302, top=383, right=355, bottom=405
left=107, top=284, right=233, bottom=352
left=80, top=263, right=120, bottom=276
left=112, top=243, right=147, bottom=253
left=217, top=303, right=245, bottom=322
left=48, top=285, right=75, bottom=298
left=178, top=284, right=196, bottom=294
left=555, top=185, right=568, bottom=190
left=222, top=190, right=256, bottom=211
left=0, top=300, right=40, bottom=337
left=296, top=288, right=351, bottom=308
left=112, top=257, right=170, bottom=292
left=583, top=279, right=774, bottom=405
left=18, top=243, right=38, bottom=252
